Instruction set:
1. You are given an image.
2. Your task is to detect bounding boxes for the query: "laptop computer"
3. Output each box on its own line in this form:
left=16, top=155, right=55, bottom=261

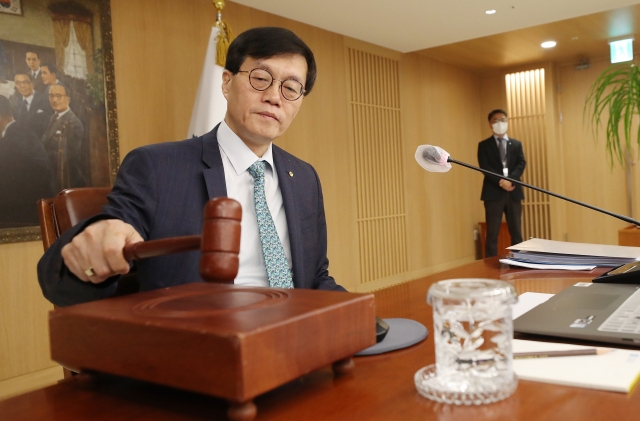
left=514, top=282, right=640, bottom=346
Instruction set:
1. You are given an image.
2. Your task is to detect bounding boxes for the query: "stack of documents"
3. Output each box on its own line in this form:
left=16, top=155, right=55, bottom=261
left=500, top=238, right=640, bottom=270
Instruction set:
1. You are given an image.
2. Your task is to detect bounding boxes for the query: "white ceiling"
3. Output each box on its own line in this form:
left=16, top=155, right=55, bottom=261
left=232, top=0, right=640, bottom=53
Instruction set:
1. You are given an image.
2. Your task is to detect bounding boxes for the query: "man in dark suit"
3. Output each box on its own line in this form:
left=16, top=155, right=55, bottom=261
left=42, top=83, right=87, bottom=192
left=11, top=73, right=52, bottom=139
left=477, top=109, right=526, bottom=257
left=0, top=95, right=53, bottom=227
left=25, top=51, right=46, bottom=94
left=38, top=27, right=345, bottom=307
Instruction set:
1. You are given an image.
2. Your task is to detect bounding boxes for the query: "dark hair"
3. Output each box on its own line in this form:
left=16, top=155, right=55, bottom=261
left=0, top=95, right=11, bottom=118
left=225, top=27, right=317, bottom=95
left=41, top=62, right=58, bottom=76
left=51, top=82, right=70, bottom=97
left=488, top=109, right=508, bottom=121
left=26, top=51, right=39, bottom=58
left=14, top=72, right=34, bottom=83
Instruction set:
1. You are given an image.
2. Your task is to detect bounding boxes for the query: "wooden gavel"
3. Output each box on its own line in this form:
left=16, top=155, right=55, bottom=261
left=121, top=197, right=242, bottom=283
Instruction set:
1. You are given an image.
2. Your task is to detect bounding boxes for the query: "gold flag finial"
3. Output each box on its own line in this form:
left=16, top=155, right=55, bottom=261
left=213, top=0, right=232, bottom=67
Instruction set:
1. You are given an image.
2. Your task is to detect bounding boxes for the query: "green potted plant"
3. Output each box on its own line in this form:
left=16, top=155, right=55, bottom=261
left=584, top=63, right=640, bottom=166
left=584, top=62, right=640, bottom=220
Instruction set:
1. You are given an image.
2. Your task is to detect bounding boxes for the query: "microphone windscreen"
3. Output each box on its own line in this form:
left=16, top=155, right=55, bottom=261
left=415, top=145, right=452, bottom=173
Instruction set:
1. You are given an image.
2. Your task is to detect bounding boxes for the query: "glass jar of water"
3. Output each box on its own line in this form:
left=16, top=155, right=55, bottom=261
left=415, top=279, right=518, bottom=405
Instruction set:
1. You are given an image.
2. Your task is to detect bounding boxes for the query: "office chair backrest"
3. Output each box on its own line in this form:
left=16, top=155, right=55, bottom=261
left=38, top=187, right=111, bottom=251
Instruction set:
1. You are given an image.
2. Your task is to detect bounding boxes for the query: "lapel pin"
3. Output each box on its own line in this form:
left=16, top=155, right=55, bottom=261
left=288, top=171, right=294, bottom=177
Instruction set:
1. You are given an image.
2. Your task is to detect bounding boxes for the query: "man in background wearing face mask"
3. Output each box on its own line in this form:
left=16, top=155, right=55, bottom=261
left=477, top=109, right=526, bottom=258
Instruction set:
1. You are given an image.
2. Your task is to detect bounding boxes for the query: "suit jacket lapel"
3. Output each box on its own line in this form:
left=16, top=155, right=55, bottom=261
left=201, top=124, right=227, bottom=199
left=54, top=111, right=71, bottom=132
left=487, top=136, right=501, bottom=165
left=45, top=113, right=61, bottom=139
left=506, top=138, right=515, bottom=168
left=273, top=146, right=295, bottom=223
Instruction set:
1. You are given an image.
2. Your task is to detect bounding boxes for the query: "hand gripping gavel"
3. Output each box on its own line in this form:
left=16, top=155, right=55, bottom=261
left=121, top=197, right=242, bottom=282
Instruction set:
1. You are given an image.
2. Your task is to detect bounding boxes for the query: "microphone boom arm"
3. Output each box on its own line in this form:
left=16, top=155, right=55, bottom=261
left=447, top=157, right=640, bottom=227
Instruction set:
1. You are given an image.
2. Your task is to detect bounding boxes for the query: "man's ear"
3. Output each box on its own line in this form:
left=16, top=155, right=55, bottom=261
left=221, top=70, right=232, bottom=99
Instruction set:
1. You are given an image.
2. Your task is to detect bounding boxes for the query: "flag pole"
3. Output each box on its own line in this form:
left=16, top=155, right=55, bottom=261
left=213, top=0, right=232, bottom=67
left=187, top=1, right=232, bottom=137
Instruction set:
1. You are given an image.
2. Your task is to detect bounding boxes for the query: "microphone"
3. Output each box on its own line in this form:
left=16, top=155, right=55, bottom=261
left=415, top=144, right=640, bottom=227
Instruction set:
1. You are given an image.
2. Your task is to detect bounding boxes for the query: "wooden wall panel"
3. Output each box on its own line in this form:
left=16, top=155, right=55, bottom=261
left=557, top=58, right=631, bottom=244
left=0, top=242, right=57, bottom=400
left=402, top=54, right=483, bottom=280
left=506, top=69, right=552, bottom=240
left=480, top=63, right=567, bottom=242
left=347, top=48, right=408, bottom=286
left=482, top=58, right=633, bottom=245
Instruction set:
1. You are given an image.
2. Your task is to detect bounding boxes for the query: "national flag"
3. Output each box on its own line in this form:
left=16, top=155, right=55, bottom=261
left=187, top=27, right=227, bottom=138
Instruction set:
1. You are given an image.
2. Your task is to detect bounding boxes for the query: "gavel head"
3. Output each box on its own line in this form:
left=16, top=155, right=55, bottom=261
left=199, top=197, right=242, bottom=283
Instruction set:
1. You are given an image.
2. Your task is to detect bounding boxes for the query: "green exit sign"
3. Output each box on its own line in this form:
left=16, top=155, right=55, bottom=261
left=610, top=39, right=634, bottom=64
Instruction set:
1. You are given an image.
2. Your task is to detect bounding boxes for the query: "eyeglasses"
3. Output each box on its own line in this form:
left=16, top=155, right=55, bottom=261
left=491, top=118, right=508, bottom=123
left=237, top=68, right=305, bottom=101
left=48, top=94, right=68, bottom=100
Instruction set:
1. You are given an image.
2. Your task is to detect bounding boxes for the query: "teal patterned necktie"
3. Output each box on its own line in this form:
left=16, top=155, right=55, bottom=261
left=247, top=161, right=294, bottom=289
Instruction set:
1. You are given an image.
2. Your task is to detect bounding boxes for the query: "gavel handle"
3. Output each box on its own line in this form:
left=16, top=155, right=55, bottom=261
left=122, top=235, right=201, bottom=261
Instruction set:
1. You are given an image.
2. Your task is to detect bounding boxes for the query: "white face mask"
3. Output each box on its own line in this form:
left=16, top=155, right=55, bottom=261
left=492, top=121, right=508, bottom=135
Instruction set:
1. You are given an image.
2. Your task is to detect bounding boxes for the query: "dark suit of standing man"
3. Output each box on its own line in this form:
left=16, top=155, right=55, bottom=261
left=42, top=83, right=87, bottom=192
left=38, top=27, right=345, bottom=307
left=11, top=73, right=52, bottom=140
left=25, top=51, right=46, bottom=94
left=478, top=109, right=526, bottom=257
left=0, top=96, right=53, bottom=227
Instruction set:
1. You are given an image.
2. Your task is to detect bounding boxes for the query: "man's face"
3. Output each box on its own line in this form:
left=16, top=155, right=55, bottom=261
left=41, top=66, right=57, bottom=85
left=14, top=74, right=34, bottom=97
left=221, top=54, right=307, bottom=154
left=26, top=52, right=40, bottom=71
left=49, top=85, right=70, bottom=113
left=490, top=112, right=508, bottom=135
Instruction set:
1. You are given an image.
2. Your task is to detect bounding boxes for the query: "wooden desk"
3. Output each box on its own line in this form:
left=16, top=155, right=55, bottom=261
left=1, top=258, right=638, bottom=421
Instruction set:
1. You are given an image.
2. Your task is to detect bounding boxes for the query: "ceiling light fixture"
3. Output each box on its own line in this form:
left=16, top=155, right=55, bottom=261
left=541, top=41, right=557, bottom=48
left=486, top=10, right=496, bottom=14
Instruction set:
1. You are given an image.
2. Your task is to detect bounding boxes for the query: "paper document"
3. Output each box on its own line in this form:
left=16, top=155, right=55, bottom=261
left=508, top=238, right=640, bottom=258
left=500, top=259, right=596, bottom=271
left=507, top=238, right=640, bottom=267
left=512, top=339, right=640, bottom=393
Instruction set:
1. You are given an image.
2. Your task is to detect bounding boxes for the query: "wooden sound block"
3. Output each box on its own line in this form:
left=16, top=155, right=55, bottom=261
left=49, top=284, right=376, bottom=420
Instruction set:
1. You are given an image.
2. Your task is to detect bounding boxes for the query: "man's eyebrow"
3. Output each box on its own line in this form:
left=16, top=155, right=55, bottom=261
left=253, top=60, right=304, bottom=83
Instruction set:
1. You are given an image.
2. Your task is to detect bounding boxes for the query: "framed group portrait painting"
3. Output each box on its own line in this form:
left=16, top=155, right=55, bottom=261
left=0, top=0, right=119, bottom=243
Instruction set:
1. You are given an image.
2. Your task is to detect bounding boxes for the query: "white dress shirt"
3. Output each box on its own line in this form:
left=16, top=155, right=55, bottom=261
left=216, top=120, right=292, bottom=287
left=56, top=108, right=71, bottom=119
left=494, top=133, right=508, bottom=144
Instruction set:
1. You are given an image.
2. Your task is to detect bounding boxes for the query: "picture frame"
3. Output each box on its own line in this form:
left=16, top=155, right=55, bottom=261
left=0, top=0, right=23, bottom=16
left=0, top=0, right=119, bottom=244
